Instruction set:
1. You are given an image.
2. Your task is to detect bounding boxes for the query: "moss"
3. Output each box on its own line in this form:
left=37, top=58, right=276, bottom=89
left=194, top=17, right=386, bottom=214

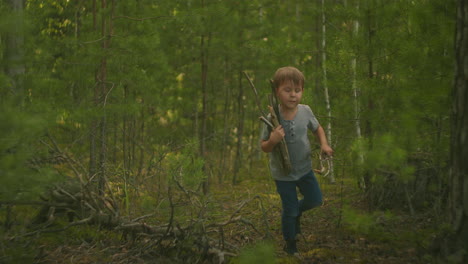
left=231, top=241, right=277, bottom=264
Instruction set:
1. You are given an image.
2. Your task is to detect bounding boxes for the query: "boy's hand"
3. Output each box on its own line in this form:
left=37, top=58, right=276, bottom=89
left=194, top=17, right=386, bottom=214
left=261, top=125, right=285, bottom=153
left=269, top=125, right=285, bottom=145
left=321, top=145, right=334, bottom=157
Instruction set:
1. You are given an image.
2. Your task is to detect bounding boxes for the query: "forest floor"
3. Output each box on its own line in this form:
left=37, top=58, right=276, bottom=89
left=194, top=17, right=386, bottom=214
left=1, top=165, right=442, bottom=264
left=210, top=169, right=440, bottom=264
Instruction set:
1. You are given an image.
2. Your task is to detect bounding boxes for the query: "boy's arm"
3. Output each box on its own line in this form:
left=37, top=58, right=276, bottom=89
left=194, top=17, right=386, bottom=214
left=261, top=125, right=285, bottom=153
left=314, top=125, right=334, bottom=156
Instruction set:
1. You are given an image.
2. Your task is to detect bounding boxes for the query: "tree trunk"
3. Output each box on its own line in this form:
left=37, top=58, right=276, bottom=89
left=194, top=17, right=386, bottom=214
left=363, top=3, right=375, bottom=195
left=92, top=0, right=97, bottom=30
left=97, top=0, right=110, bottom=195
left=233, top=69, right=245, bottom=185
left=350, top=0, right=365, bottom=188
left=321, top=0, right=335, bottom=183
left=218, top=56, right=232, bottom=184
left=200, top=0, right=211, bottom=194
left=137, top=107, right=145, bottom=179
left=90, top=0, right=112, bottom=195
left=445, top=0, right=468, bottom=261
left=4, top=0, right=25, bottom=103
left=89, top=0, right=98, bottom=181
left=122, top=85, right=130, bottom=213
left=200, top=41, right=208, bottom=192
left=314, top=4, right=321, bottom=99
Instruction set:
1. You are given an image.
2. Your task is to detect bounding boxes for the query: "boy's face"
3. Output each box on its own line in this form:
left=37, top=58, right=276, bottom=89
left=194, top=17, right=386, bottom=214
left=276, top=80, right=303, bottom=111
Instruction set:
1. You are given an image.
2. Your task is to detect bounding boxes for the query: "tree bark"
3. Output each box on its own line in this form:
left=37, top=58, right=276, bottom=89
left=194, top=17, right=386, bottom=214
left=92, top=0, right=97, bottom=30
left=351, top=4, right=361, bottom=141
left=363, top=3, right=375, bottom=195
left=137, top=107, right=145, bottom=179
left=233, top=69, right=245, bottom=185
left=232, top=3, right=247, bottom=185
left=4, top=0, right=25, bottom=103
left=321, top=0, right=335, bottom=183
left=97, top=0, right=110, bottom=195
left=350, top=0, right=365, bottom=188
left=219, top=56, right=232, bottom=184
left=200, top=0, right=211, bottom=194
left=445, top=0, right=468, bottom=261
left=90, top=0, right=112, bottom=195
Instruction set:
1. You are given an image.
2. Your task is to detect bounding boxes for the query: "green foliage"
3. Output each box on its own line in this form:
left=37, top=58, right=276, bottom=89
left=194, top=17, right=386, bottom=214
left=344, top=209, right=374, bottom=233
left=0, top=1, right=457, bottom=263
left=0, top=241, right=36, bottom=263
left=352, top=134, right=415, bottom=184
left=167, top=139, right=206, bottom=191
left=231, top=241, right=276, bottom=264
left=342, top=206, right=388, bottom=235
left=0, top=0, right=455, bottom=254
left=0, top=103, right=62, bottom=200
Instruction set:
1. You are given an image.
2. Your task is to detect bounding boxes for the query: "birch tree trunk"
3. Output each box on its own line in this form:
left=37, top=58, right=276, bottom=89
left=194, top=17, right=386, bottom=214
left=351, top=1, right=361, bottom=141
left=321, top=0, right=335, bottom=183
left=350, top=0, right=365, bottom=188
left=233, top=69, right=245, bottom=185
left=444, top=0, right=468, bottom=261
left=232, top=3, right=247, bottom=185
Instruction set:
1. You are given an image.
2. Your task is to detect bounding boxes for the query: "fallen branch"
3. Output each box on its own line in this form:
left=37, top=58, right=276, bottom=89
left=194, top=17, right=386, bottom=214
left=6, top=174, right=270, bottom=264
left=0, top=200, right=70, bottom=207
left=208, top=247, right=237, bottom=264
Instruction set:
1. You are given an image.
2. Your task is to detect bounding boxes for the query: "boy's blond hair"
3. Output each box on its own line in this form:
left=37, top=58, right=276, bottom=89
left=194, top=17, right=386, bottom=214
left=273, top=66, right=305, bottom=89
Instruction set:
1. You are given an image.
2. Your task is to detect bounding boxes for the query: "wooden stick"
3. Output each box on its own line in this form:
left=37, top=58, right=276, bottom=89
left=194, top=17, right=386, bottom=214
left=259, top=116, right=274, bottom=129
left=243, top=71, right=291, bottom=174
left=268, top=102, right=292, bottom=174
left=269, top=80, right=280, bottom=119
left=243, top=71, right=268, bottom=117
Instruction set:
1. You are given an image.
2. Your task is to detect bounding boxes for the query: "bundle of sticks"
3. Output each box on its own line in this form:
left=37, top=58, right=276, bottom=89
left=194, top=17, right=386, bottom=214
left=243, top=71, right=291, bottom=174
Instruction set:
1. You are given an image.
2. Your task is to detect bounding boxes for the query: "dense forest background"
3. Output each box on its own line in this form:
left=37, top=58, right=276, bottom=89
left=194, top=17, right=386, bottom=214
left=1, top=0, right=465, bottom=263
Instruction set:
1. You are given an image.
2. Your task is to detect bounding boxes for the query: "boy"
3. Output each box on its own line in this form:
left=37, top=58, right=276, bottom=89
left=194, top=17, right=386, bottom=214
left=261, top=66, right=333, bottom=255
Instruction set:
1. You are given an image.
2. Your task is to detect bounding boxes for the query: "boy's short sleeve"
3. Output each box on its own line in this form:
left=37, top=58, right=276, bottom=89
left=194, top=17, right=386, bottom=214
left=306, top=105, right=320, bottom=132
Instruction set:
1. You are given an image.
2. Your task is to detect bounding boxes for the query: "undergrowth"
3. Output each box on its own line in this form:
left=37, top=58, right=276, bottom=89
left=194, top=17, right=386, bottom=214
left=0, top=164, right=443, bottom=264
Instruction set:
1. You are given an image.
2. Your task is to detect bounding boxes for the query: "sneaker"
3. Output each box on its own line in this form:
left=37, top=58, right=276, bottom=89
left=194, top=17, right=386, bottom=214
left=283, top=239, right=298, bottom=255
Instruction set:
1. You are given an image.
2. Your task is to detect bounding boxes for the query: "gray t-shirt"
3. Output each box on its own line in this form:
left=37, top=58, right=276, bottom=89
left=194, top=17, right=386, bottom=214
left=261, top=104, right=320, bottom=181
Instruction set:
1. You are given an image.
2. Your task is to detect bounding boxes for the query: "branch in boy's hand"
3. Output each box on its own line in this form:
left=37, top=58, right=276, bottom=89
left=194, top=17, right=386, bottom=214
left=243, top=71, right=268, bottom=118
left=269, top=80, right=280, bottom=118
left=268, top=126, right=285, bottom=145
left=267, top=104, right=291, bottom=174
left=243, top=70, right=291, bottom=174
left=259, top=116, right=274, bottom=129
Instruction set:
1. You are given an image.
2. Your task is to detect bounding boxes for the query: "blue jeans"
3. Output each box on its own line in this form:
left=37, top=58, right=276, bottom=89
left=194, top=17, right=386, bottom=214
left=275, top=170, right=323, bottom=241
